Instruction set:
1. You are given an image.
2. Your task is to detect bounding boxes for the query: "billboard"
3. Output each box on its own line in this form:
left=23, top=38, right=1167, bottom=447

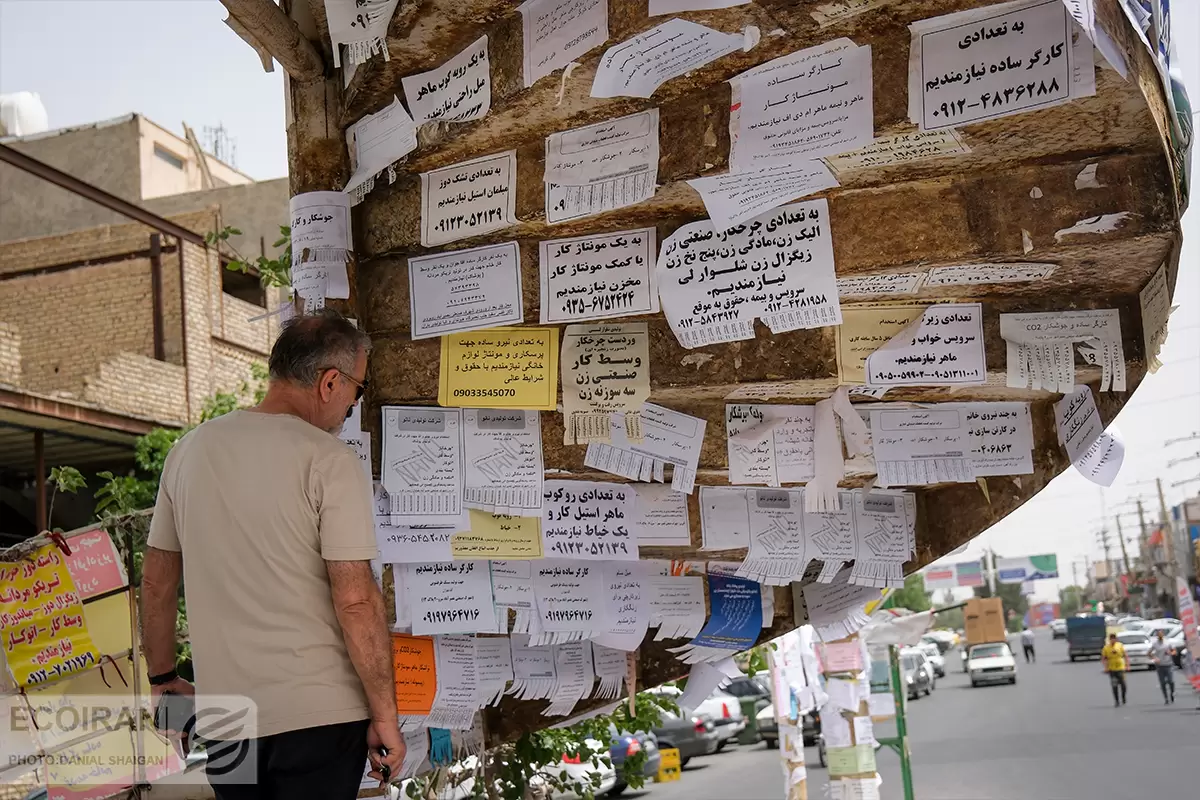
left=923, top=565, right=957, bottom=591
left=995, top=554, right=1059, bottom=584
left=955, top=560, right=985, bottom=587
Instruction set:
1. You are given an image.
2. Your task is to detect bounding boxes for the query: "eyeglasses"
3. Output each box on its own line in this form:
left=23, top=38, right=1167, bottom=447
left=325, top=368, right=368, bottom=401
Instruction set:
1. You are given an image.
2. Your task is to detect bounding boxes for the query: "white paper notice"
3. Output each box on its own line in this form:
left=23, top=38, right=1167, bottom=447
left=869, top=407, right=976, bottom=487
left=648, top=574, right=708, bottom=639
left=1000, top=308, right=1125, bottom=393
left=585, top=403, right=707, bottom=494
left=402, top=35, right=491, bottom=123
left=592, top=643, right=627, bottom=698
left=491, top=561, right=535, bottom=610
left=824, top=129, right=970, bottom=174
left=650, top=0, right=749, bottom=15
left=408, top=241, right=523, bottom=338
left=407, top=562, right=497, bottom=635
left=849, top=490, right=916, bottom=588
left=344, top=96, right=418, bottom=203
left=381, top=407, right=465, bottom=526
left=953, top=401, right=1034, bottom=476
left=327, top=0, right=400, bottom=67
left=632, top=484, right=692, bottom=547
left=656, top=200, right=842, bottom=348
left=867, top=691, right=896, bottom=719
left=533, top=561, right=607, bottom=634
left=476, top=636, right=515, bottom=706
left=688, top=162, right=839, bottom=233
left=591, top=19, right=743, bottom=99
left=592, top=563, right=648, bottom=651
left=420, top=151, right=517, bottom=247
left=908, top=0, right=1095, bottom=130
left=739, top=489, right=808, bottom=585
left=699, top=486, right=751, bottom=550
left=804, top=490, right=857, bottom=582
left=519, top=0, right=609, bottom=88
left=803, top=573, right=879, bottom=640
left=542, top=480, right=639, bottom=560
left=1139, top=263, right=1171, bottom=374
left=290, top=191, right=352, bottom=306
left=837, top=273, right=924, bottom=298
left=865, top=303, right=986, bottom=386
left=726, top=404, right=816, bottom=487
left=1055, top=386, right=1122, bottom=486
left=561, top=322, right=651, bottom=444
left=545, top=110, right=660, bottom=224
left=462, top=409, right=544, bottom=516
left=544, top=640, right=597, bottom=716
left=427, top=634, right=479, bottom=729
left=539, top=228, right=659, bottom=324
left=375, top=484, right=457, bottom=563
left=730, top=40, right=874, bottom=172
left=924, top=263, right=1055, bottom=286
left=508, top=634, right=557, bottom=699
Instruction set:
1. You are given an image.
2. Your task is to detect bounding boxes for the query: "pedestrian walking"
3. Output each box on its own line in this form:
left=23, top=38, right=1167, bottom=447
left=1020, top=626, right=1036, bottom=663
left=140, top=311, right=403, bottom=798
left=1149, top=629, right=1176, bottom=704
left=1101, top=632, right=1128, bottom=707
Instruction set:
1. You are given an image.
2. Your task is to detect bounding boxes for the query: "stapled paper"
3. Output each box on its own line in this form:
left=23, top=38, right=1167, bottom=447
left=632, top=485, right=692, bottom=547
left=739, top=489, right=808, bottom=585
left=824, top=129, right=970, bottom=174
left=327, top=0, right=400, bottom=67
left=1138, top=263, right=1172, bottom=374
left=344, top=96, right=417, bottom=204
left=290, top=191, right=352, bottom=308
left=870, top=407, right=976, bottom=487
left=545, top=110, right=660, bottom=223
left=699, top=486, right=751, bottom=550
left=726, top=404, right=816, bottom=487
left=407, top=562, right=497, bottom=636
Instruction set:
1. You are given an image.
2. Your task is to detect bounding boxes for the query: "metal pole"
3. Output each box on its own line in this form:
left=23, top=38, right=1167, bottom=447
left=33, top=430, right=46, bottom=532
left=1157, top=478, right=1178, bottom=614
left=889, top=645, right=915, bottom=800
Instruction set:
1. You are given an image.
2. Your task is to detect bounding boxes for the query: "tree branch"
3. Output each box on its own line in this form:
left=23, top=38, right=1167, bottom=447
left=220, top=0, right=324, bottom=82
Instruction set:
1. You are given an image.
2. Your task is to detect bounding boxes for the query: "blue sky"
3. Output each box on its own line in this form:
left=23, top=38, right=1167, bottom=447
left=1, top=1, right=1197, bottom=602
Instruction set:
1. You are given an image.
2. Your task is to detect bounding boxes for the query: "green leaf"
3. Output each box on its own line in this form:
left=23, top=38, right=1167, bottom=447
left=49, top=466, right=87, bottom=495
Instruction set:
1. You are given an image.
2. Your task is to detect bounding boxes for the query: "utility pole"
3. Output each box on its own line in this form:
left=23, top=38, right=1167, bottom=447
left=1116, top=516, right=1134, bottom=613
left=1156, top=478, right=1178, bottom=616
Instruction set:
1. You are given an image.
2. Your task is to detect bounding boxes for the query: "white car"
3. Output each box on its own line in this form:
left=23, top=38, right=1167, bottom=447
left=1050, top=619, right=1068, bottom=639
left=648, top=685, right=745, bottom=750
left=917, top=641, right=946, bottom=677
left=966, top=642, right=1018, bottom=687
left=1143, top=619, right=1181, bottom=639
left=1115, top=630, right=1155, bottom=670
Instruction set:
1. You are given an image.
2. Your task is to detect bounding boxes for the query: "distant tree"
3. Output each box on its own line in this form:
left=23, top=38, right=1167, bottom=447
left=934, top=590, right=965, bottom=629
left=886, top=573, right=932, bottom=612
left=1059, top=585, right=1085, bottom=617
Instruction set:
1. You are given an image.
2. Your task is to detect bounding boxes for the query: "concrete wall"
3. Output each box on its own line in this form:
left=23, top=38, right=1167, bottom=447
left=0, top=116, right=141, bottom=242
left=137, top=117, right=252, bottom=200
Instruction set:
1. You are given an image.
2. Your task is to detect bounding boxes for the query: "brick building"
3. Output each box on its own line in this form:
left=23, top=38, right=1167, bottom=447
left=0, top=116, right=287, bottom=541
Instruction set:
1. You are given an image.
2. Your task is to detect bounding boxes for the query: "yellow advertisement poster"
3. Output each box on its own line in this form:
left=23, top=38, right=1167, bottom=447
left=439, top=328, right=560, bottom=410
left=826, top=742, right=877, bottom=777
left=835, top=304, right=925, bottom=384
left=451, top=510, right=544, bottom=559
left=1, top=543, right=102, bottom=687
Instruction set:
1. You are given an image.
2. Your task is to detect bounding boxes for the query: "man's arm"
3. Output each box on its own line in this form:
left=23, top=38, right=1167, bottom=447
left=141, top=546, right=192, bottom=694
left=327, top=561, right=396, bottom=725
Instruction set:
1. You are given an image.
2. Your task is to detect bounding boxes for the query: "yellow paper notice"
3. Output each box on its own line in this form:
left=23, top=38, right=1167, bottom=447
left=439, top=328, right=559, bottom=410
left=836, top=304, right=925, bottom=384
left=826, top=743, right=877, bottom=777
left=452, top=511, right=544, bottom=559
left=83, top=591, right=134, bottom=657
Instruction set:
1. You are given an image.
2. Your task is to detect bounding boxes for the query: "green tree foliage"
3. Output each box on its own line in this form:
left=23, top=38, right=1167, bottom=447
left=934, top=590, right=965, bottom=629
left=1059, top=585, right=1085, bottom=617
left=886, top=573, right=932, bottom=612
left=206, top=225, right=292, bottom=289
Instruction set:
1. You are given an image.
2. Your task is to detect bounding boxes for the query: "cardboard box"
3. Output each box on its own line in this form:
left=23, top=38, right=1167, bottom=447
left=964, top=597, right=1006, bottom=644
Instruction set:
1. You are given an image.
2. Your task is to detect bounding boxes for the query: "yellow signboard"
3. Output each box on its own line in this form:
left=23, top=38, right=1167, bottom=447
left=451, top=510, right=544, bottom=559
left=439, top=328, right=560, bottom=410
left=0, top=543, right=102, bottom=687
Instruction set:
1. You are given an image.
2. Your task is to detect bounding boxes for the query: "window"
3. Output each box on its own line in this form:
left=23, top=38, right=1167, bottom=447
left=222, top=266, right=266, bottom=308
left=153, top=143, right=185, bottom=170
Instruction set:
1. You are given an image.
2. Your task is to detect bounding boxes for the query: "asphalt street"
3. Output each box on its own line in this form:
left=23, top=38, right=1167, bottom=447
left=626, top=629, right=1199, bottom=800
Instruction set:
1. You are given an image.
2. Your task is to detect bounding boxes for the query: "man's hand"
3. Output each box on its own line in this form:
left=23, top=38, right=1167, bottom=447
left=367, top=719, right=405, bottom=785
left=150, top=676, right=196, bottom=706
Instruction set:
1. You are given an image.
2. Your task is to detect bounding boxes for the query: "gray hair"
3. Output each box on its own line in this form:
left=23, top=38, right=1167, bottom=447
left=268, top=309, right=371, bottom=386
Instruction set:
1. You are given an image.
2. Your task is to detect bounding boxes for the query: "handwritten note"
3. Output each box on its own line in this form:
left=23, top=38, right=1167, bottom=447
left=632, top=484, right=692, bottom=547
left=726, top=404, right=815, bottom=486
left=825, top=129, right=970, bottom=173
left=539, top=228, right=659, bottom=324
left=402, top=35, right=491, bottom=123
left=64, top=528, right=127, bottom=601
left=545, top=110, right=660, bottom=224
left=290, top=191, right=351, bottom=308
left=591, top=19, right=743, bottom=98
left=462, top=409, right=543, bottom=515
left=1055, top=386, right=1123, bottom=486
left=561, top=322, right=650, bottom=444
left=0, top=545, right=101, bottom=687
left=408, top=242, right=523, bottom=339
left=924, top=262, right=1055, bottom=286
left=542, top=480, right=639, bottom=560
left=870, top=407, right=976, bottom=487
left=908, top=0, right=1095, bottom=130
left=344, top=95, right=418, bottom=203
left=1074, top=423, right=1124, bottom=487
left=519, top=0, right=609, bottom=87
left=699, top=486, right=751, bottom=550
left=393, top=633, right=438, bottom=716
left=533, top=561, right=607, bottom=633
left=688, top=162, right=840, bottom=233
left=406, top=562, right=497, bottom=635
left=865, top=303, right=986, bottom=386
left=439, top=327, right=560, bottom=410
left=836, top=304, right=925, bottom=384
left=585, top=403, right=706, bottom=494
left=656, top=200, right=841, bottom=348
left=421, top=150, right=516, bottom=247
left=739, top=489, right=808, bottom=585
left=382, top=407, right=465, bottom=527
left=327, top=0, right=400, bottom=67
left=837, top=273, right=924, bottom=298
left=491, top=561, right=534, bottom=611
left=451, top=511, right=544, bottom=559
left=730, top=39, right=874, bottom=171
left=1000, top=309, right=1126, bottom=392
left=1139, top=263, right=1172, bottom=373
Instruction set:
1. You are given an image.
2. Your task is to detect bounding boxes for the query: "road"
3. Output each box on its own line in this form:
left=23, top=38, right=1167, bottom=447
left=626, top=630, right=1198, bottom=800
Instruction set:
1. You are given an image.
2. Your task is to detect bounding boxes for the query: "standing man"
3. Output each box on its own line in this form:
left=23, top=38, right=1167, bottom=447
left=1020, top=626, right=1036, bottom=663
left=141, top=311, right=403, bottom=798
left=1101, top=632, right=1128, bottom=707
left=1149, top=629, right=1176, bottom=704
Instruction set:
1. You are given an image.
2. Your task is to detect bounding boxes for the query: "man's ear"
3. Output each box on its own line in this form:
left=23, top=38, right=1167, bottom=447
left=319, top=368, right=339, bottom=399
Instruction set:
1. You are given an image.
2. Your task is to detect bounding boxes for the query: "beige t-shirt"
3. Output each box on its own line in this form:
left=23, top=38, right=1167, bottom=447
left=148, top=409, right=377, bottom=738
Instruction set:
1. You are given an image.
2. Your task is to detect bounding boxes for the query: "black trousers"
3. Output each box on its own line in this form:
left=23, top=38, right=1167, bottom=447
left=1108, top=671, right=1127, bottom=705
left=1022, top=644, right=1035, bottom=662
left=205, top=719, right=369, bottom=800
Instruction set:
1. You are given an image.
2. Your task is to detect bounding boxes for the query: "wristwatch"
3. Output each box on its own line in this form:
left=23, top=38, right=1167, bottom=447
left=149, top=669, right=179, bottom=686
